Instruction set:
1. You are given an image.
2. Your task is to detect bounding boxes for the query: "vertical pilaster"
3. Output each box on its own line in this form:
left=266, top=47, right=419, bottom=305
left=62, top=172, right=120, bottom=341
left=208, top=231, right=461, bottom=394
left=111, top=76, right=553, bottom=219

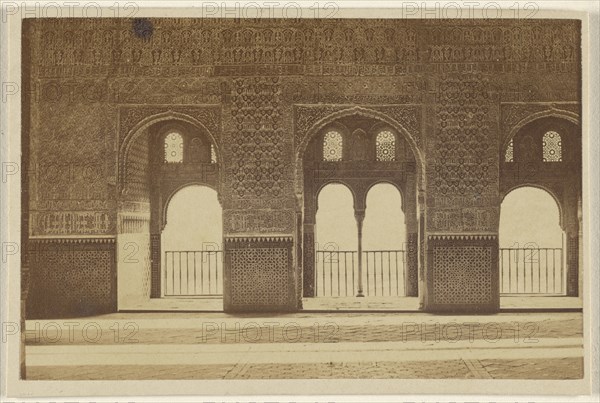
left=566, top=229, right=579, bottom=297
left=302, top=224, right=315, bottom=297
left=404, top=178, right=419, bottom=297
left=423, top=72, right=500, bottom=313
left=405, top=232, right=419, bottom=296
left=564, top=190, right=580, bottom=297
left=150, top=233, right=161, bottom=298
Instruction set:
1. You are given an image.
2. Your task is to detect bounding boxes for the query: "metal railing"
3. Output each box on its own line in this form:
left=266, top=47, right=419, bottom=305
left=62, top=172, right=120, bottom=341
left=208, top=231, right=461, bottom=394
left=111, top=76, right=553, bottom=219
left=315, top=250, right=406, bottom=297
left=164, top=251, right=223, bottom=296
left=162, top=247, right=563, bottom=298
left=499, top=247, right=565, bottom=295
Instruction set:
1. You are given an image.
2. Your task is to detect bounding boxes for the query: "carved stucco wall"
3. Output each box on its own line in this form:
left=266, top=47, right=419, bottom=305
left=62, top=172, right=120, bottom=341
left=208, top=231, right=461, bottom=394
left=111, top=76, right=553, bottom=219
left=23, top=18, right=581, bottom=314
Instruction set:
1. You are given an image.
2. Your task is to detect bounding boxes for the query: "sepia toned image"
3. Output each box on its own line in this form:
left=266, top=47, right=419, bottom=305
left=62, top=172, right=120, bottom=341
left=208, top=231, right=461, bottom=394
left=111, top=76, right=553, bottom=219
left=1, top=2, right=597, bottom=400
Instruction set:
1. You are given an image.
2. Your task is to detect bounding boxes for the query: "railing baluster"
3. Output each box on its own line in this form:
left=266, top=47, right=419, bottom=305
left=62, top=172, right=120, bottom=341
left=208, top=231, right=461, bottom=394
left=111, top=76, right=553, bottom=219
left=185, top=251, right=188, bottom=295
left=352, top=252, right=355, bottom=295
left=523, top=249, right=527, bottom=292
left=388, top=251, right=391, bottom=296
left=538, top=250, right=542, bottom=294
left=530, top=249, right=534, bottom=294
left=552, top=249, right=555, bottom=293
left=380, top=251, right=384, bottom=296
left=164, top=252, right=168, bottom=296
left=210, top=251, right=213, bottom=295
left=214, top=252, right=218, bottom=295
left=314, top=251, right=317, bottom=296
left=193, top=251, right=197, bottom=294
left=513, top=249, right=517, bottom=293
left=344, top=252, right=348, bottom=297
left=337, top=251, right=340, bottom=297
left=366, top=252, right=370, bottom=296
left=172, top=251, right=175, bottom=296
left=394, top=251, right=400, bottom=295
left=323, top=252, right=326, bottom=297
left=559, top=248, right=563, bottom=294
left=329, top=251, right=333, bottom=297
left=507, top=249, right=511, bottom=293
left=545, top=249, right=548, bottom=293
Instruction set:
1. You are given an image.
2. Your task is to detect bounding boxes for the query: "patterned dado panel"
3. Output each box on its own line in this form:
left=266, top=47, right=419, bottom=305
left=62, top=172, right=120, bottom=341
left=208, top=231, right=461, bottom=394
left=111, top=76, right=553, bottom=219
left=26, top=238, right=117, bottom=318
left=224, top=237, right=296, bottom=312
left=426, top=235, right=499, bottom=313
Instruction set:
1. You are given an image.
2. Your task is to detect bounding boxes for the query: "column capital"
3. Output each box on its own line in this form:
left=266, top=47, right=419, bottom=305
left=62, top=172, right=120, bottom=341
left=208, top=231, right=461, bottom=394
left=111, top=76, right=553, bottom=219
left=354, top=209, right=366, bottom=222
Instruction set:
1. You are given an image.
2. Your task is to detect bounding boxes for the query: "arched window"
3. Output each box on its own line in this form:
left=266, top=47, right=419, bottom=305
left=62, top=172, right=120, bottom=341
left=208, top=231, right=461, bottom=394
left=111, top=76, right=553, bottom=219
left=363, top=183, right=406, bottom=296
left=505, top=139, right=514, bottom=162
left=376, top=130, right=396, bottom=161
left=162, top=185, right=223, bottom=296
left=499, top=187, right=565, bottom=295
left=542, top=131, right=562, bottom=162
left=164, top=132, right=183, bottom=163
left=315, top=184, right=357, bottom=296
left=323, top=130, right=343, bottom=161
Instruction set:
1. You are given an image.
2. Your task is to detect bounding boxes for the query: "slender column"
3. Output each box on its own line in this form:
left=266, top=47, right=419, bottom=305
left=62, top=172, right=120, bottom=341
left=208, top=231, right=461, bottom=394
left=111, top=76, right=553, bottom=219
left=355, top=210, right=365, bottom=297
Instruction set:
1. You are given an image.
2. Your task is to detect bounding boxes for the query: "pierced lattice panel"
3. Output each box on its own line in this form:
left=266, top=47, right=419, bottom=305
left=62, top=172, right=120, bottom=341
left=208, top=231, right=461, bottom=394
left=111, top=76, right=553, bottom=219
left=428, top=236, right=498, bottom=307
left=225, top=237, right=294, bottom=309
left=27, top=239, right=116, bottom=318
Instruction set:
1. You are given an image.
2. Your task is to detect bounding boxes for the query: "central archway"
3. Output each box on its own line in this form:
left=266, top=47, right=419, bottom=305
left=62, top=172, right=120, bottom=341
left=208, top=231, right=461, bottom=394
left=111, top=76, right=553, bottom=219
left=299, top=112, right=421, bottom=303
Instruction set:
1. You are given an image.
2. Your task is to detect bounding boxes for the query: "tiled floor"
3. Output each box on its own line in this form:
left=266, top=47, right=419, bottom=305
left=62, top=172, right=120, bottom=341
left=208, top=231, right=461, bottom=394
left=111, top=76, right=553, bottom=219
left=24, top=312, right=583, bottom=380
left=115, top=296, right=583, bottom=312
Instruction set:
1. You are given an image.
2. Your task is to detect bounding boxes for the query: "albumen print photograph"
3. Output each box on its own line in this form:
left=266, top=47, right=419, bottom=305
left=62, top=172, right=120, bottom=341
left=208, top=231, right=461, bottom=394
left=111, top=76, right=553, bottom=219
left=1, top=0, right=597, bottom=400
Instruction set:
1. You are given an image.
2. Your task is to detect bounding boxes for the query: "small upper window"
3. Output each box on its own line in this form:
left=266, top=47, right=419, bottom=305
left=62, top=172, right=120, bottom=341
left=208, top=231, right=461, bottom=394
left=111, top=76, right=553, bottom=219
left=164, top=132, right=183, bottom=163
left=376, top=130, right=396, bottom=161
left=323, top=130, right=343, bottom=161
left=542, top=131, right=562, bottom=162
left=505, top=139, right=514, bottom=162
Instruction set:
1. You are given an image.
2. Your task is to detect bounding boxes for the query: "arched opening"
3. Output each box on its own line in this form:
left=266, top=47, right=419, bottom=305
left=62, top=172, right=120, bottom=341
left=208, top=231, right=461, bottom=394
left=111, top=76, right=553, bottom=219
left=117, top=114, right=221, bottom=311
left=363, top=183, right=406, bottom=296
left=499, top=187, right=565, bottom=295
left=162, top=185, right=223, bottom=297
left=300, top=111, right=422, bottom=303
left=499, top=115, right=581, bottom=297
left=314, top=183, right=357, bottom=297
